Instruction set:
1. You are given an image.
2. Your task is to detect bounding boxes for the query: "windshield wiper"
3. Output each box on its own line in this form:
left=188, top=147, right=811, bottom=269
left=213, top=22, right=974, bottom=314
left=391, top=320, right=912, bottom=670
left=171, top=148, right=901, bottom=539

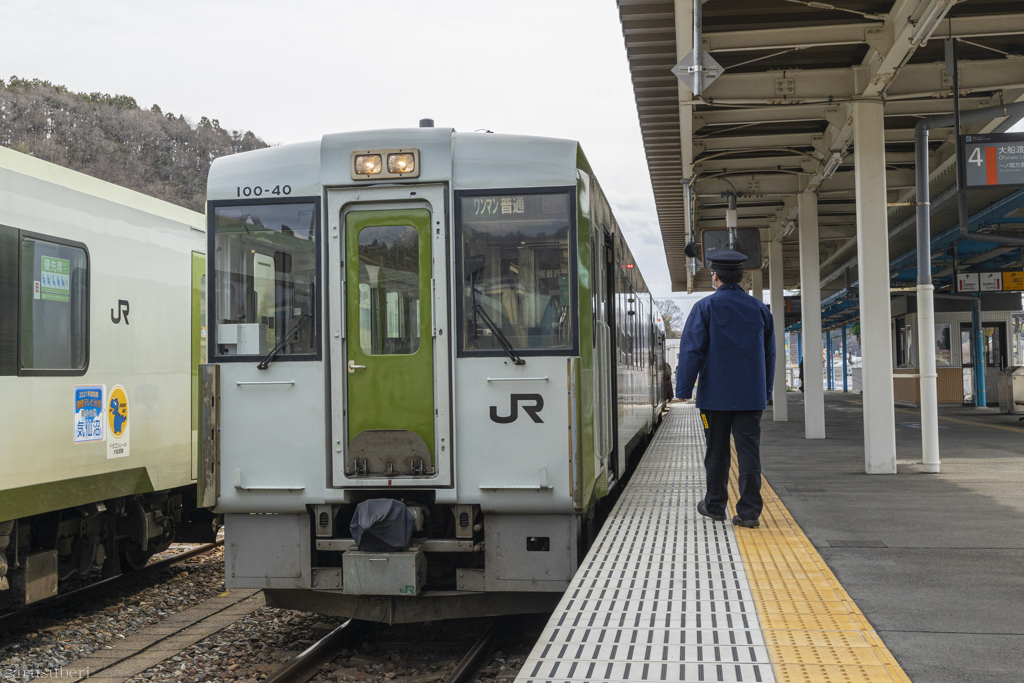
left=257, top=312, right=312, bottom=370
left=473, top=303, right=524, bottom=365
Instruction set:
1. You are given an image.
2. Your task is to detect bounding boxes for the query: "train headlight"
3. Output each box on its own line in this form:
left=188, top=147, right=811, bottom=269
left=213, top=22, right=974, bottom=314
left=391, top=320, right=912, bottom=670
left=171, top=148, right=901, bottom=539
left=387, top=153, right=416, bottom=174
left=354, top=154, right=382, bottom=175
left=350, top=148, right=419, bottom=180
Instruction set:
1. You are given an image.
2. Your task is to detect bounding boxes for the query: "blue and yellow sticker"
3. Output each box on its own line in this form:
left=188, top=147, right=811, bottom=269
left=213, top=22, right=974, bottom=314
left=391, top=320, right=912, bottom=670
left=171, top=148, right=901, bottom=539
left=108, top=385, right=128, bottom=438
left=107, top=384, right=130, bottom=459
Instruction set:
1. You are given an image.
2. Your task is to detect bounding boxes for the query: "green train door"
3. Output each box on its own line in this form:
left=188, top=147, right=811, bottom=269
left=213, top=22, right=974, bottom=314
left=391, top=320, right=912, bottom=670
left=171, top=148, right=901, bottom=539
left=345, top=208, right=435, bottom=478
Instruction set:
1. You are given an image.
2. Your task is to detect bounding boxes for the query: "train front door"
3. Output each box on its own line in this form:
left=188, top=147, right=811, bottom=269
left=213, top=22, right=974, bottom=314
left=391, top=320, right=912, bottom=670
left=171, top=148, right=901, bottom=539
left=344, top=207, right=435, bottom=479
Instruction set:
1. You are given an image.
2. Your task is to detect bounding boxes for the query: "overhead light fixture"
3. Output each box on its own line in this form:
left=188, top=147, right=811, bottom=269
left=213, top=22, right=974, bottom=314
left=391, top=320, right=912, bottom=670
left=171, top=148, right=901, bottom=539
left=822, top=152, right=843, bottom=179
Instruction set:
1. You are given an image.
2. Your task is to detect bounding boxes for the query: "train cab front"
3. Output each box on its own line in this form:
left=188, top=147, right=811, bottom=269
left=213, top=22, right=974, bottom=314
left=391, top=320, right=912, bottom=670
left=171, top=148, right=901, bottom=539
left=201, top=129, right=589, bottom=623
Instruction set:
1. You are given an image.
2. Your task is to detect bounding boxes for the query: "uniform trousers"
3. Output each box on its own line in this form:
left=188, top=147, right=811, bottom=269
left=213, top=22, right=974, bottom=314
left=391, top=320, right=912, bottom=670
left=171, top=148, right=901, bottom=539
left=700, top=409, right=764, bottom=521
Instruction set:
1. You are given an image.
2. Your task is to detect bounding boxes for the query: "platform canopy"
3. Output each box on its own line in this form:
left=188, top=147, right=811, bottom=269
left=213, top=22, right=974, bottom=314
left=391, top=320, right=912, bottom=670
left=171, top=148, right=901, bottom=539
left=617, top=0, right=1024, bottom=294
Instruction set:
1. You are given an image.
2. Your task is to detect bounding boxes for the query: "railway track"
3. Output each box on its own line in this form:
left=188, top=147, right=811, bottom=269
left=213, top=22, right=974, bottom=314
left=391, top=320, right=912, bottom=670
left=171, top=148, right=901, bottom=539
left=262, top=619, right=498, bottom=683
left=0, top=541, right=222, bottom=631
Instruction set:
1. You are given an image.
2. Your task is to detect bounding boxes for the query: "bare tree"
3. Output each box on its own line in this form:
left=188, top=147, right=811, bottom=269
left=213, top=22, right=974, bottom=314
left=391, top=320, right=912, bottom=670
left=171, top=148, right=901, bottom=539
left=0, top=77, right=269, bottom=212
left=656, top=299, right=684, bottom=337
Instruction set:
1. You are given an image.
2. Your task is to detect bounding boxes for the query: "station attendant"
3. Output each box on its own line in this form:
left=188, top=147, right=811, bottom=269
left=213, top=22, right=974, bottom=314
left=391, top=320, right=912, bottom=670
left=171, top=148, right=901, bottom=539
left=675, top=249, right=775, bottom=528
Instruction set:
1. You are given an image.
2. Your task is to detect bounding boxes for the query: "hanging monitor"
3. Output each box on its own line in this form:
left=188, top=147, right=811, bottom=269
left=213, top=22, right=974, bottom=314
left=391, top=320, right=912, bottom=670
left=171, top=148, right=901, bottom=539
left=699, top=228, right=761, bottom=270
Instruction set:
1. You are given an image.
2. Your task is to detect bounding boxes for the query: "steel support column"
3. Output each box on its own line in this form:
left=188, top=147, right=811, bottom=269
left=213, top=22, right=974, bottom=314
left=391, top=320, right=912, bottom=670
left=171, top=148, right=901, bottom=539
left=769, top=239, right=788, bottom=421
left=799, top=191, right=825, bottom=439
left=751, top=268, right=763, bottom=302
left=853, top=99, right=897, bottom=474
left=973, top=295, right=987, bottom=407
left=823, top=331, right=831, bottom=389
left=842, top=325, right=848, bottom=393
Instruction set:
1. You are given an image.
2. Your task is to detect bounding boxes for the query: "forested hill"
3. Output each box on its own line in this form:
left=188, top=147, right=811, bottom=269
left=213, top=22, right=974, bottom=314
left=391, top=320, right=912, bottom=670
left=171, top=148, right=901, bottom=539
left=0, top=77, right=268, bottom=213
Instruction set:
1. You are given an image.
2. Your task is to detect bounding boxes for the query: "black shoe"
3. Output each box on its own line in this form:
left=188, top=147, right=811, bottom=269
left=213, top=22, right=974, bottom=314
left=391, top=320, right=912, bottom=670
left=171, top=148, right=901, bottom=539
left=697, top=501, right=726, bottom=522
left=732, top=515, right=760, bottom=528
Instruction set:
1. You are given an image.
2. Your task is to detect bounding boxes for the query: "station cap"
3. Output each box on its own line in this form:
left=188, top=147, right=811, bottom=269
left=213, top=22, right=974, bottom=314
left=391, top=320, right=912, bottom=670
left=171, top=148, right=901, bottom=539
left=706, top=248, right=747, bottom=271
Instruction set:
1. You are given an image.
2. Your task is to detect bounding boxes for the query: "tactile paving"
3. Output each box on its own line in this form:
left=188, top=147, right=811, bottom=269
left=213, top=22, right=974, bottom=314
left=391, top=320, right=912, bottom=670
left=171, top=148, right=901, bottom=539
left=514, top=404, right=912, bottom=683
left=516, top=405, right=775, bottom=682
left=725, top=413, right=913, bottom=683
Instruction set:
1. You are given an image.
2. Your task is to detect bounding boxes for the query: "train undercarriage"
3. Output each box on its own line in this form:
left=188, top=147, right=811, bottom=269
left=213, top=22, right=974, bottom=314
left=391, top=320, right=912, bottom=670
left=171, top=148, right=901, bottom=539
left=0, top=487, right=218, bottom=609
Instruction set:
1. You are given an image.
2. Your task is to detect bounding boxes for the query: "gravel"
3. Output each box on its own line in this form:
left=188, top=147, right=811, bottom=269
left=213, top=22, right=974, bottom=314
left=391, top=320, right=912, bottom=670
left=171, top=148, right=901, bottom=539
left=133, top=612, right=548, bottom=683
left=2, top=539, right=547, bottom=683
left=0, top=544, right=225, bottom=681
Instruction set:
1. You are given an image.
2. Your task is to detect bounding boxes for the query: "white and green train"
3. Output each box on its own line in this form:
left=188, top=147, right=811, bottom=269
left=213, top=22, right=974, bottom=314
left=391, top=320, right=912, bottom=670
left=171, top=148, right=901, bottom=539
left=0, top=146, right=211, bottom=607
left=204, top=125, right=670, bottom=622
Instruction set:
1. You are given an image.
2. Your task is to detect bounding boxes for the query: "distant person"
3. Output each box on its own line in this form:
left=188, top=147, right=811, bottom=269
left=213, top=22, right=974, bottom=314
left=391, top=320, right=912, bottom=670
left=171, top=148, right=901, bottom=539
left=676, top=250, right=775, bottom=528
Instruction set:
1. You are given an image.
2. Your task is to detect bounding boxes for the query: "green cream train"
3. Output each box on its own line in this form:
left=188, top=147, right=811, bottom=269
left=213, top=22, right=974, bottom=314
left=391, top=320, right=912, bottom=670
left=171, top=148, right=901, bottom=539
left=203, top=125, right=669, bottom=622
left=0, top=146, right=213, bottom=608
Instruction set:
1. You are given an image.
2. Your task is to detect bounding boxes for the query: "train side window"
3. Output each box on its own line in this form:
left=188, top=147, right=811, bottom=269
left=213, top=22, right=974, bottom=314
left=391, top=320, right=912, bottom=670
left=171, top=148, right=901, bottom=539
left=209, top=199, right=320, bottom=361
left=18, top=234, right=89, bottom=374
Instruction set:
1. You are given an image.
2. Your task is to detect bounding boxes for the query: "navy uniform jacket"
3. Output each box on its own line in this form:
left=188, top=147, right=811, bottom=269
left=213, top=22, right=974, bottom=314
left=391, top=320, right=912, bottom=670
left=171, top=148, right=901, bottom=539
left=675, top=284, right=776, bottom=411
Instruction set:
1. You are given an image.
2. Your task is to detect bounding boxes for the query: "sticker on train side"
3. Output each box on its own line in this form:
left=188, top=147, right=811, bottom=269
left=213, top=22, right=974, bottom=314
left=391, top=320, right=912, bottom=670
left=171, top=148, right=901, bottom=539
left=107, top=384, right=130, bottom=459
left=74, top=385, right=105, bottom=443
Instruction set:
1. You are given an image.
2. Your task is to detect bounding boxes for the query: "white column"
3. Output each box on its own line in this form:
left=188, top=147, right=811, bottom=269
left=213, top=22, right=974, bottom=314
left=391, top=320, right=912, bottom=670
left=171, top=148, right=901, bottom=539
left=799, top=191, right=825, bottom=439
left=853, top=99, right=897, bottom=474
left=918, top=288, right=940, bottom=472
left=751, top=268, right=763, bottom=302
left=769, top=239, right=788, bottom=422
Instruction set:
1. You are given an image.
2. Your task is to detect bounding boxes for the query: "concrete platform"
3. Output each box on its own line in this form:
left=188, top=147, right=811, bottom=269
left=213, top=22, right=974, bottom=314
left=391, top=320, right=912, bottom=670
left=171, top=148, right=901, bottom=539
left=763, top=391, right=1024, bottom=683
left=517, top=403, right=911, bottom=682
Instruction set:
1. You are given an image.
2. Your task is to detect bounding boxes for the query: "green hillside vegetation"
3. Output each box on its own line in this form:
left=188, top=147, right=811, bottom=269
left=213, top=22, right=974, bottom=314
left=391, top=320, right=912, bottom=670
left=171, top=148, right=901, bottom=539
left=0, top=77, right=268, bottom=212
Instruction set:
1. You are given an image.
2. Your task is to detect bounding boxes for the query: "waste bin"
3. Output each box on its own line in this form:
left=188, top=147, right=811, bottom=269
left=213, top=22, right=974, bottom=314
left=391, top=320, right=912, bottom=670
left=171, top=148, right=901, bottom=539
left=997, top=367, right=1024, bottom=415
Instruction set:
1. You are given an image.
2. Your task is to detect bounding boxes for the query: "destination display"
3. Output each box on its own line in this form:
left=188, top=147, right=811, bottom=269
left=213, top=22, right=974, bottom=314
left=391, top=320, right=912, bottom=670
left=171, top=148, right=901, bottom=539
left=961, top=133, right=1024, bottom=189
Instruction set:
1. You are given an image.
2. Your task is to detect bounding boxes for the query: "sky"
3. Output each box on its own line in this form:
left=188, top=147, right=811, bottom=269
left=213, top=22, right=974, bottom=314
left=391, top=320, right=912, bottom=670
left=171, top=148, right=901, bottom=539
left=3, top=1, right=1019, bottom=325
left=2, top=1, right=684, bottom=299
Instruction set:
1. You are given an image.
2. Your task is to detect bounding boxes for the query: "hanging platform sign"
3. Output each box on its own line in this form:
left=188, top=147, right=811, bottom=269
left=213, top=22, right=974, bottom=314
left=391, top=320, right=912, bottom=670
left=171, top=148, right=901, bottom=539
left=956, top=272, right=979, bottom=292
left=1003, top=271, right=1024, bottom=291
left=980, top=272, right=1003, bottom=291
left=956, top=271, right=1006, bottom=292
left=961, top=133, right=1024, bottom=188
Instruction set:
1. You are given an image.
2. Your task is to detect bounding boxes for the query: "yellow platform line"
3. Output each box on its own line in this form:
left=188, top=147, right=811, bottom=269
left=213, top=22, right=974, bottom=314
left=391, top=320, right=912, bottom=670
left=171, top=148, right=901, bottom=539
left=727, top=449, right=912, bottom=683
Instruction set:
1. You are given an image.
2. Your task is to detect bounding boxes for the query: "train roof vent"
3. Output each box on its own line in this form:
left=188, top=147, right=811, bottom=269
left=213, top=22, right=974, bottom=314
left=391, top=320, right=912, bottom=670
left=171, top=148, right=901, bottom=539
left=419, top=118, right=434, bottom=128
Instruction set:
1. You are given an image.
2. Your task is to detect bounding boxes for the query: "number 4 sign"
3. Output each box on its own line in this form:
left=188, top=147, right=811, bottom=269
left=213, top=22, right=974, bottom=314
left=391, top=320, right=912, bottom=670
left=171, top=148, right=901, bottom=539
left=962, top=133, right=1024, bottom=188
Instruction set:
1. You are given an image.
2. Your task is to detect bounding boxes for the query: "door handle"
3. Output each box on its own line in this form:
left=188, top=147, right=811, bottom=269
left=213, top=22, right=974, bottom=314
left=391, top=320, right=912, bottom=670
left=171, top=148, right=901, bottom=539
left=348, top=360, right=366, bottom=373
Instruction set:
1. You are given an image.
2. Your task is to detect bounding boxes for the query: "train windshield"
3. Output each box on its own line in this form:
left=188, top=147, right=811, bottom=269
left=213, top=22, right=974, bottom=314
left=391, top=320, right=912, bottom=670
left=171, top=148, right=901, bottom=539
left=210, top=200, right=319, bottom=359
left=458, top=190, right=575, bottom=355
